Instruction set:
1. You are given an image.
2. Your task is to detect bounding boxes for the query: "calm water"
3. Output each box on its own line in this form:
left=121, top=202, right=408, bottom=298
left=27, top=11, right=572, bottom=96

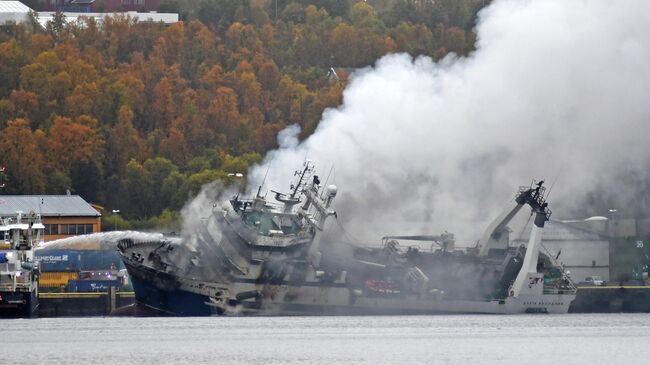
left=3, top=314, right=650, bottom=365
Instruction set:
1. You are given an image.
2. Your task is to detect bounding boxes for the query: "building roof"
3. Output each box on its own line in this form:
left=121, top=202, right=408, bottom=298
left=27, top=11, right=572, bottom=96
left=0, top=1, right=31, bottom=13
left=0, top=195, right=101, bottom=217
left=0, top=1, right=32, bottom=24
left=0, top=1, right=177, bottom=25
left=37, top=11, right=179, bottom=27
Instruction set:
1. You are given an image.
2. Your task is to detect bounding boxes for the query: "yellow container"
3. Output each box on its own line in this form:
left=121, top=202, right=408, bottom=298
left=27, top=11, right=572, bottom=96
left=0, top=242, right=10, bottom=250
left=39, top=272, right=79, bottom=288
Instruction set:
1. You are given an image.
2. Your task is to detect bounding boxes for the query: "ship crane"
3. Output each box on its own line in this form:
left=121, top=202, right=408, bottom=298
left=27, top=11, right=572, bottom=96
left=476, top=181, right=549, bottom=257
left=476, top=181, right=553, bottom=298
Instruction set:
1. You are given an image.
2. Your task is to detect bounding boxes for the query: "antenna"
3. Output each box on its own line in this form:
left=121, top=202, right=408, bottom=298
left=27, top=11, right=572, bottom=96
left=37, top=196, right=43, bottom=218
left=260, top=165, right=270, bottom=192
left=321, top=165, right=334, bottom=199
left=290, top=160, right=313, bottom=199
left=544, top=172, right=561, bottom=201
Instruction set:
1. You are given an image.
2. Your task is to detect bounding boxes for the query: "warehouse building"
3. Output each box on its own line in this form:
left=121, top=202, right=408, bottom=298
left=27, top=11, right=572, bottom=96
left=0, top=0, right=178, bottom=26
left=0, top=1, right=32, bottom=24
left=0, top=195, right=101, bottom=241
left=512, top=219, right=610, bottom=282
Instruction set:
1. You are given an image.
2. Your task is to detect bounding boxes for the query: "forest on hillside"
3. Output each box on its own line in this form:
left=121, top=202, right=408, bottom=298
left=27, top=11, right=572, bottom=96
left=0, top=0, right=486, bottom=228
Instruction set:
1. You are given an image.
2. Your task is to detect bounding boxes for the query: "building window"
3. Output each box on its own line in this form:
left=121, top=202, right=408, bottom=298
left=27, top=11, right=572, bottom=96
left=44, top=224, right=59, bottom=235
left=52, top=223, right=93, bottom=236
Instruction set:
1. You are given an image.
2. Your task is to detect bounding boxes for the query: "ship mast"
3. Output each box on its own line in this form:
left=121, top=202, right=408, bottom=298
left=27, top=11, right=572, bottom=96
left=509, top=182, right=551, bottom=298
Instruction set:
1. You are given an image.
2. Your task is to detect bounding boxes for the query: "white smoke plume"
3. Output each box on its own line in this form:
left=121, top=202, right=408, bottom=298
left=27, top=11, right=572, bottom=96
left=247, top=0, right=650, bottom=245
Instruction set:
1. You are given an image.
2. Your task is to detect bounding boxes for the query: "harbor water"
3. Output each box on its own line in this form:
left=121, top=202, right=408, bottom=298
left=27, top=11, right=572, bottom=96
left=3, top=314, right=650, bottom=365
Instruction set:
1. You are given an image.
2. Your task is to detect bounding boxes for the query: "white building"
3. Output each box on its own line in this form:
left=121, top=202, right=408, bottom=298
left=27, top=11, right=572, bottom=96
left=0, top=1, right=32, bottom=24
left=0, top=1, right=178, bottom=26
left=512, top=219, right=610, bottom=282
left=37, top=10, right=178, bottom=27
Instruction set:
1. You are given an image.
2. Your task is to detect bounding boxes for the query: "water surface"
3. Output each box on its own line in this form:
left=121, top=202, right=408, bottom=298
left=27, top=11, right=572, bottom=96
left=3, top=314, right=650, bottom=364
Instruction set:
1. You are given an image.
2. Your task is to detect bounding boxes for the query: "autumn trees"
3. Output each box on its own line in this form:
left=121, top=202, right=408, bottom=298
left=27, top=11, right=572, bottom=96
left=0, top=0, right=485, bottom=226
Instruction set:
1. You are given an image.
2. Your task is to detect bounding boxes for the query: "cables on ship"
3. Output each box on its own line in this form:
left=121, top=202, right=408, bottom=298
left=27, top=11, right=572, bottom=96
left=332, top=213, right=364, bottom=247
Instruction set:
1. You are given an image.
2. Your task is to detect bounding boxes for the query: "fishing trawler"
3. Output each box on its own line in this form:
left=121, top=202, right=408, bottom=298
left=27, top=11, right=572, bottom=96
left=0, top=212, right=42, bottom=317
left=118, top=162, right=576, bottom=316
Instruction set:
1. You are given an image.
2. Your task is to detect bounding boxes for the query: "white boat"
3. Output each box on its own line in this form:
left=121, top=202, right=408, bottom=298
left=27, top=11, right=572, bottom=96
left=0, top=211, right=42, bottom=317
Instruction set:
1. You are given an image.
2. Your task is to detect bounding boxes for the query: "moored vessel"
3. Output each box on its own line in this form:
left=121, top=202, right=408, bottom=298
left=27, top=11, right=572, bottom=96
left=118, top=163, right=576, bottom=316
left=0, top=212, right=42, bottom=317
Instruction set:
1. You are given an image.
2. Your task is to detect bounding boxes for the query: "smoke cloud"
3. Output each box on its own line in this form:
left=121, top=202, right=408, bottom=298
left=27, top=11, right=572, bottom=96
left=246, top=0, right=650, bottom=245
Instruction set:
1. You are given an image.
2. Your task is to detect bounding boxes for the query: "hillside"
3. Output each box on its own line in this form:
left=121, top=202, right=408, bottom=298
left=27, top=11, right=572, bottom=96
left=0, top=0, right=484, bottom=225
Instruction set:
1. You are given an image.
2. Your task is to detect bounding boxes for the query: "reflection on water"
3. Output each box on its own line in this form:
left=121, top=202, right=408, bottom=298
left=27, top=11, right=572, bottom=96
left=3, top=314, right=650, bottom=365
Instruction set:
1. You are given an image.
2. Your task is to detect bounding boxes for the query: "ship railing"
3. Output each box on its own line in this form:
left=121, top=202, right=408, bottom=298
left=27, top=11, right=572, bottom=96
left=0, top=262, right=17, bottom=273
left=543, top=287, right=577, bottom=295
left=543, top=279, right=577, bottom=295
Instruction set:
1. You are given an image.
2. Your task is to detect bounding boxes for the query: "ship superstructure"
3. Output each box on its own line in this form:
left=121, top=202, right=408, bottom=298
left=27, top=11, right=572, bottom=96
left=118, top=164, right=576, bottom=316
left=0, top=212, right=42, bottom=317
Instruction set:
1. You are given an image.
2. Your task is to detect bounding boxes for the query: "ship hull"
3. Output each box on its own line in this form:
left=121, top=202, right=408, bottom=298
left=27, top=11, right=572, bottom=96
left=119, top=237, right=575, bottom=316
left=0, top=290, right=38, bottom=318
left=215, top=281, right=575, bottom=315
left=122, top=255, right=574, bottom=316
left=131, top=279, right=573, bottom=316
left=124, top=260, right=213, bottom=316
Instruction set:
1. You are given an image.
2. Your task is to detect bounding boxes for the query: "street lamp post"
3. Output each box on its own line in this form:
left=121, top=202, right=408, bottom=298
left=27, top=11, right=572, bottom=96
left=112, top=209, right=120, bottom=231
left=609, top=209, right=617, bottom=238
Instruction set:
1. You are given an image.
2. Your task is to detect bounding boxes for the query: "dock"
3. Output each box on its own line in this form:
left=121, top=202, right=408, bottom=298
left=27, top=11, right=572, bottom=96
left=570, top=285, right=650, bottom=312
left=35, top=285, right=650, bottom=316
left=38, top=290, right=135, bottom=317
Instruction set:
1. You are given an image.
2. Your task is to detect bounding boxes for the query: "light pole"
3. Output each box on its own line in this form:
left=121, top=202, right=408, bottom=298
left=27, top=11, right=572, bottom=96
left=608, top=209, right=617, bottom=238
left=112, top=209, right=120, bottom=231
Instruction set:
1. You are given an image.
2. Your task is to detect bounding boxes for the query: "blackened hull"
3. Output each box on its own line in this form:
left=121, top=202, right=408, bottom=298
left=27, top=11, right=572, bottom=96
left=129, top=274, right=212, bottom=316
left=0, top=290, right=38, bottom=318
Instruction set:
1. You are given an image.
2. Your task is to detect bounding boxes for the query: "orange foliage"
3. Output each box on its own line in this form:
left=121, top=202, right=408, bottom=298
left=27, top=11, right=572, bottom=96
left=0, top=0, right=471, bottom=217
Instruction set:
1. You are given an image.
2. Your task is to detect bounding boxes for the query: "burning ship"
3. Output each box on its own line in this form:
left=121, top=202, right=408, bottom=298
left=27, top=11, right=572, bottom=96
left=118, top=162, right=576, bottom=316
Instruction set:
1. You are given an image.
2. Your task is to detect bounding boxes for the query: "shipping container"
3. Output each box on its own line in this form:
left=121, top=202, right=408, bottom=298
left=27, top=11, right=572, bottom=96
left=35, top=249, right=126, bottom=272
left=38, top=271, right=79, bottom=288
left=67, top=279, right=120, bottom=293
left=35, top=250, right=81, bottom=272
